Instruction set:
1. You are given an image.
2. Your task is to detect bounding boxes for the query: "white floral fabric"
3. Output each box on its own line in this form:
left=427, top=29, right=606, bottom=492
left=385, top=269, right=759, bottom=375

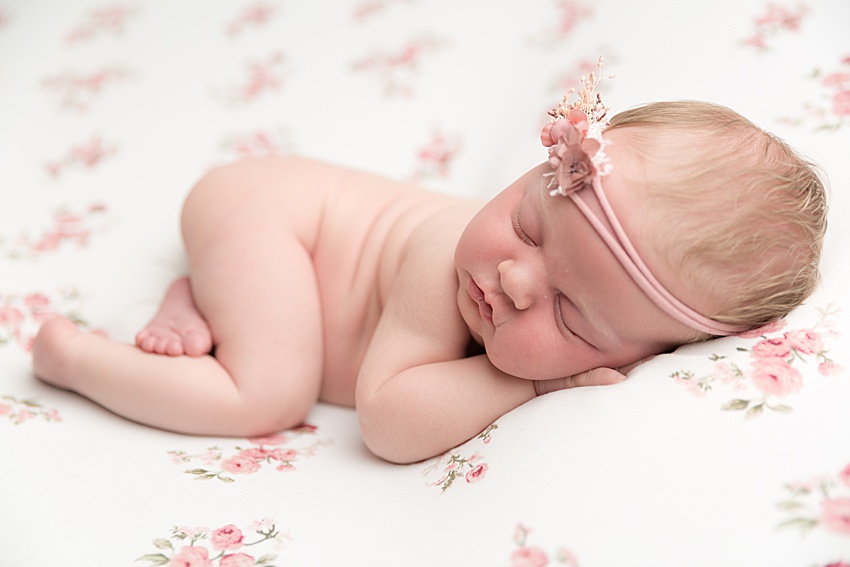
left=1, top=1, right=848, bottom=565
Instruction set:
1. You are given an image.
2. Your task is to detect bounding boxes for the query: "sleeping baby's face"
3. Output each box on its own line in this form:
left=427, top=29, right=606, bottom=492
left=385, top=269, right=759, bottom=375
left=454, top=141, right=702, bottom=381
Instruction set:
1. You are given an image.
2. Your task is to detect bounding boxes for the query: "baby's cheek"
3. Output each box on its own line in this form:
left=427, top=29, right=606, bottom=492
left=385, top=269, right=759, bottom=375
left=485, top=336, right=583, bottom=380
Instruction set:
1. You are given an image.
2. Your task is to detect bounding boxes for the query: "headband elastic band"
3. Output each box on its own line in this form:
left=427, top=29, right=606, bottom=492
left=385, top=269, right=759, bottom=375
left=569, top=177, right=747, bottom=336
left=543, top=56, right=745, bottom=336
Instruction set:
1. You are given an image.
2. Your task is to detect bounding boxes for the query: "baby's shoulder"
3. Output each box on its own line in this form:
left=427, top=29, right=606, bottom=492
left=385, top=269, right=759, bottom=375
left=362, top=195, right=473, bottom=307
left=389, top=202, right=479, bottom=300
left=367, top=204, right=479, bottom=364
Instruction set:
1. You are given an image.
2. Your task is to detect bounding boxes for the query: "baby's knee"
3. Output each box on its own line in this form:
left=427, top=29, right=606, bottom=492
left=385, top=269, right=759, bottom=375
left=236, top=393, right=315, bottom=438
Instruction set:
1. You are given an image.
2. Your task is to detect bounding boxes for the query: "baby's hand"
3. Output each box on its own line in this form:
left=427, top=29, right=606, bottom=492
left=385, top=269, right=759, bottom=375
left=533, top=357, right=654, bottom=396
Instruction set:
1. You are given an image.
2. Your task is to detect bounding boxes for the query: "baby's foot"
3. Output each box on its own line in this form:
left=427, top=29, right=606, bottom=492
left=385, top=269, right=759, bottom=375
left=135, top=277, right=213, bottom=357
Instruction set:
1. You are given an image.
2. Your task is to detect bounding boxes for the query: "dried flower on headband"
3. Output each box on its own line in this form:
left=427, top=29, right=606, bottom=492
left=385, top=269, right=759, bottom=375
left=541, top=56, right=614, bottom=196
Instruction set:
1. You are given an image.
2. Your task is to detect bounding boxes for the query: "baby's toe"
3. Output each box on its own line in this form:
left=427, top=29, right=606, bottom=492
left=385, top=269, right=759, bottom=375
left=135, top=331, right=155, bottom=352
left=164, top=339, right=185, bottom=356
left=183, top=330, right=212, bottom=357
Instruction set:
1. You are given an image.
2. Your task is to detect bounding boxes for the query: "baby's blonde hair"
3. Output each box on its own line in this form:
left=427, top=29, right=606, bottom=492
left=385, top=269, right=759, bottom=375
left=606, top=101, right=828, bottom=333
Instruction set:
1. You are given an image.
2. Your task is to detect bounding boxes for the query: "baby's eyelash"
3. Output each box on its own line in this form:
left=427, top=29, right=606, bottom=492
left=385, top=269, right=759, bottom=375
left=554, top=292, right=569, bottom=332
left=512, top=208, right=536, bottom=247
left=555, top=293, right=595, bottom=348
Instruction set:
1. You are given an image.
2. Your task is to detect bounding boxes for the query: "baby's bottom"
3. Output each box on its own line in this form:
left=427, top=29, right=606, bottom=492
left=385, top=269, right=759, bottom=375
left=32, top=158, right=324, bottom=436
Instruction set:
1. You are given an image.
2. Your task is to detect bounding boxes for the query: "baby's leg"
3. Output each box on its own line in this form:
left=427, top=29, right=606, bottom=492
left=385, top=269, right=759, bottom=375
left=33, top=318, right=254, bottom=433
left=32, top=158, right=325, bottom=436
left=135, top=276, right=213, bottom=356
left=177, top=158, right=326, bottom=433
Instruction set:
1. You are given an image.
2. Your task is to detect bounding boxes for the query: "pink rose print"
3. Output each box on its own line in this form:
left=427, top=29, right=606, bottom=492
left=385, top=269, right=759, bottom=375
left=818, top=360, right=844, bottom=376
left=530, top=1, right=593, bottom=49
left=218, top=554, right=255, bottom=567
left=42, top=66, right=130, bottom=112
left=168, top=423, right=329, bottom=482
left=750, top=336, right=792, bottom=359
left=65, top=3, right=139, bottom=45
left=742, top=2, right=808, bottom=51
left=749, top=358, right=803, bottom=397
left=711, top=362, right=746, bottom=391
left=818, top=60, right=850, bottom=128
left=411, top=130, right=462, bottom=182
left=352, top=0, right=415, bottom=22
left=822, top=498, right=850, bottom=535
left=220, top=455, right=261, bottom=475
left=248, top=434, right=289, bottom=445
left=0, top=289, right=86, bottom=352
left=169, top=546, right=212, bottom=567
left=225, top=1, right=275, bottom=37
left=512, top=546, right=549, bottom=567
left=217, top=52, right=287, bottom=104
left=779, top=461, right=850, bottom=537
left=2, top=203, right=109, bottom=260
left=352, top=0, right=390, bottom=22
left=785, top=328, right=824, bottom=354
left=138, top=519, right=282, bottom=567
left=45, top=136, right=118, bottom=178
left=351, top=35, right=447, bottom=97
left=833, top=90, right=850, bottom=117
left=465, top=463, right=488, bottom=484
left=423, top=424, right=497, bottom=492
left=210, top=525, right=244, bottom=551
left=671, top=304, right=842, bottom=417
left=218, top=128, right=294, bottom=161
left=512, top=523, right=579, bottom=567
left=781, top=57, right=850, bottom=131
left=0, top=395, right=62, bottom=425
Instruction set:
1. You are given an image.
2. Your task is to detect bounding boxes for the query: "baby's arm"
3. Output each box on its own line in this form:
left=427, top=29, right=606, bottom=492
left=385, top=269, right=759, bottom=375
left=357, top=327, right=629, bottom=464
left=355, top=227, right=536, bottom=463
left=358, top=339, right=535, bottom=464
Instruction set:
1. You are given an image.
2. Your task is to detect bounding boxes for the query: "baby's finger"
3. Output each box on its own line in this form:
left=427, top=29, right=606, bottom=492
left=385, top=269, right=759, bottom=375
left=572, top=367, right=627, bottom=388
left=534, top=367, right=626, bottom=396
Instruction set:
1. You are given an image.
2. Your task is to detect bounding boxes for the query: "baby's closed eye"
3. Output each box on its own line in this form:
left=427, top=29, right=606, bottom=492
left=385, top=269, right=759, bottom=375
left=555, top=292, right=597, bottom=349
left=512, top=208, right=536, bottom=247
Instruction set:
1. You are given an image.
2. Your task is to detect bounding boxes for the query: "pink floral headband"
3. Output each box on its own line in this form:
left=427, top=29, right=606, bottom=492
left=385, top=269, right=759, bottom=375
left=541, top=57, right=746, bottom=336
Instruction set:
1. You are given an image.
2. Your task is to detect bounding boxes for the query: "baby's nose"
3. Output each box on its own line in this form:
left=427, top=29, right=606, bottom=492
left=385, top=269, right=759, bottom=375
left=497, top=259, right=536, bottom=311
